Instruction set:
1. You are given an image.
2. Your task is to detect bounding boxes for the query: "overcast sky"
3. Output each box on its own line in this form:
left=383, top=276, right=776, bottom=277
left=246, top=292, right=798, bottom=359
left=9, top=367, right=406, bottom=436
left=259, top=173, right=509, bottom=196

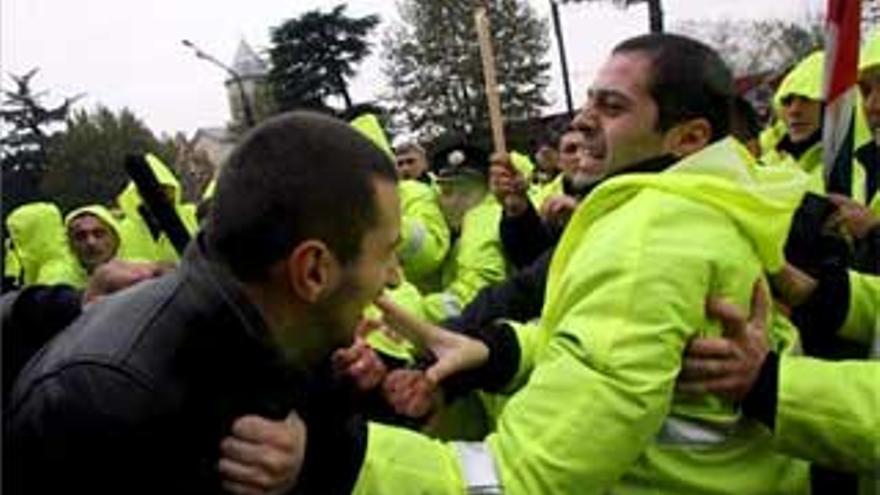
left=3, top=0, right=824, bottom=136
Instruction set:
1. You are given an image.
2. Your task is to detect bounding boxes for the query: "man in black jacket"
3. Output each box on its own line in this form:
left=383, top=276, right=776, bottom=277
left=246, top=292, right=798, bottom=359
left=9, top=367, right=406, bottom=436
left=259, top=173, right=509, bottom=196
left=1, top=260, right=167, bottom=403
left=5, top=111, right=402, bottom=495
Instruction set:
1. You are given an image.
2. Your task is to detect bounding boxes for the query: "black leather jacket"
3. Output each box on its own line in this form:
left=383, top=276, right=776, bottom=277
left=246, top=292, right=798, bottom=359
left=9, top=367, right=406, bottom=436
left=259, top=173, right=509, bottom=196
left=5, top=237, right=364, bottom=494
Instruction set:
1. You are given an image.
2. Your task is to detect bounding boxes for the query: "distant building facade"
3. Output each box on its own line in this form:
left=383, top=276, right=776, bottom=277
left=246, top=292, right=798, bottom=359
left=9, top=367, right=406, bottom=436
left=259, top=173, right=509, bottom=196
left=177, top=40, right=274, bottom=199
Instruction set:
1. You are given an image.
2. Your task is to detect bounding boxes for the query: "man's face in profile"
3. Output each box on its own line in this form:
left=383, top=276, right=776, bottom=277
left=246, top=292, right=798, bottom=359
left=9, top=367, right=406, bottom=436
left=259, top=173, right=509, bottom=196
left=314, top=178, right=402, bottom=354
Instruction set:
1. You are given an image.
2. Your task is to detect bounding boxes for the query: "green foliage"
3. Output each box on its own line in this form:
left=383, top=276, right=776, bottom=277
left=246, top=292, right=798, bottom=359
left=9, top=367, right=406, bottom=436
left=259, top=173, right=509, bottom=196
left=42, top=106, right=178, bottom=212
left=269, top=4, right=379, bottom=111
left=383, top=0, right=551, bottom=141
left=1, top=69, right=76, bottom=211
left=674, top=17, right=825, bottom=76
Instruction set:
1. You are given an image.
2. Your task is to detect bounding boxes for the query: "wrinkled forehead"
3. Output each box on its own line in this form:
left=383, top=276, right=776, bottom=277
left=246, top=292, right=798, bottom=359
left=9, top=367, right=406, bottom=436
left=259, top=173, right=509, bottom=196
left=590, top=52, right=655, bottom=103
left=69, top=214, right=108, bottom=232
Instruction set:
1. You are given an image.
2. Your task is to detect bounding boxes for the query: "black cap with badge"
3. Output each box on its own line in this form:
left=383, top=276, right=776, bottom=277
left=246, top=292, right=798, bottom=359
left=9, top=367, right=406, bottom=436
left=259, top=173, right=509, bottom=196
left=431, top=140, right=490, bottom=183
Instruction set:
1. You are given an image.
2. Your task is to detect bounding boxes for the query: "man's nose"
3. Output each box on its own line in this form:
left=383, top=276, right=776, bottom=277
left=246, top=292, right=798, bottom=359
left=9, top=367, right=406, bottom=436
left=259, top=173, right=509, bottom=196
left=572, top=104, right=598, bottom=137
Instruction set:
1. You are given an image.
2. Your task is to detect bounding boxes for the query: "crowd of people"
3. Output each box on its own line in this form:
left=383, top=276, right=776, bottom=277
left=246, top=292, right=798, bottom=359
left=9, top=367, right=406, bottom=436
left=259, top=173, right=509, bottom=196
left=2, top=30, right=879, bottom=495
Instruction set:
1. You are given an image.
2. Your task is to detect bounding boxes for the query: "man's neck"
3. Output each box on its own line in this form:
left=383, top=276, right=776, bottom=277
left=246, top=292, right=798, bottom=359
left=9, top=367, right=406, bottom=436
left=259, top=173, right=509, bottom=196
left=777, top=129, right=822, bottom=160
left=239, top=280, right=311, bottom=372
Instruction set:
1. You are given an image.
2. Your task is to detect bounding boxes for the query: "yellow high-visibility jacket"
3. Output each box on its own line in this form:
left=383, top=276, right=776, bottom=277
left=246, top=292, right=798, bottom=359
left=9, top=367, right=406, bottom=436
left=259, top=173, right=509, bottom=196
left=354, top=138, right=812, bottom=494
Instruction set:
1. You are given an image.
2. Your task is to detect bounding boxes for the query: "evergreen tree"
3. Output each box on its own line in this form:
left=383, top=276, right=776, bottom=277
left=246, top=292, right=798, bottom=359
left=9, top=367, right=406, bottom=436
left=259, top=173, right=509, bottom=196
left=42, top=106, right=178, bottom=211
left=383, top=0, right=551, bottom=141
left=269, top=4, right=379, bottom=111
left=674, top=18, right=824, bottom=76
left=1, top=69, right=77, bottom=212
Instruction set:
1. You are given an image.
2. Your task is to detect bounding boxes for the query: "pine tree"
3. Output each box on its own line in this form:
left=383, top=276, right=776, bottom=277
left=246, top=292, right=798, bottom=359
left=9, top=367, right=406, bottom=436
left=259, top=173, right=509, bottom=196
left=268, top=4, right=379, bottom=111
left=42, top=106, right=178, bottom=211
left=1, top=69, right=78, bottom=212
left=383, top=0, right=551, bottom=140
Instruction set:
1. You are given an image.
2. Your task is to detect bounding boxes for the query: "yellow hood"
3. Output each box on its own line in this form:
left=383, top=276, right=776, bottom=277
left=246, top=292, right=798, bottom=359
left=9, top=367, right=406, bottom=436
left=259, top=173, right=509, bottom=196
left=65, top=204, right=122, bottom=238
left=6, top=202, right=76, bottom=283
left=510, top=150, right=535, bottom=178
left=350, top=113, right=394, bottom=159
left=773, top=50, right=872, bottom=151
left=774, top=50, right=825, bottom=110
left=117, top=153, right=183, bottom=216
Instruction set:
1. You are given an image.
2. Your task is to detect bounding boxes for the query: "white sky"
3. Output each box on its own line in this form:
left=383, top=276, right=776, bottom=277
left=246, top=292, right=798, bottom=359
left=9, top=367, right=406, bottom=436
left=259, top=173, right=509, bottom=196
left=2, top=0, right=824, bottom=136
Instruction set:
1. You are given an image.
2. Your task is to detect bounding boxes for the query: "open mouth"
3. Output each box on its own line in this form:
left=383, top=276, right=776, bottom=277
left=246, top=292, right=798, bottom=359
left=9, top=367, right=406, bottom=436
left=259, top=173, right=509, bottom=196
left=583, top=139, right=606, bottom=162
left=788, top=122, right=813, bottom=132
left=576, top=152, right=605, bottom=175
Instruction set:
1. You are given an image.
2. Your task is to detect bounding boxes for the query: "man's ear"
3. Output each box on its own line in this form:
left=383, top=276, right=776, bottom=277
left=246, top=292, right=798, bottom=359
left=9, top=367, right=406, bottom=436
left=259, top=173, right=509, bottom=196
left=663, top=118, right=713, bottom=158
left=285, top=240, right=339, bottom=303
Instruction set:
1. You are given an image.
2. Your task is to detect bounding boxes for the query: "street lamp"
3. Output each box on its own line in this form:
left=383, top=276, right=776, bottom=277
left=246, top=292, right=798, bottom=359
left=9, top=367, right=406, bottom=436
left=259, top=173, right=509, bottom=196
left=560, top=1, right=664, bottom=33
left=549, top=0, right=575, bottom=117
left=181, top=39, right=256, bottom=128
left=550, top=0, right=665, bottom=116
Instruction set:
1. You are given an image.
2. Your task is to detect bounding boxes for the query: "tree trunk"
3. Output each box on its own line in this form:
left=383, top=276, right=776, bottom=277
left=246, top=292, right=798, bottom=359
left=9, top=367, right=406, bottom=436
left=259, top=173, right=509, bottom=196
left=335, top=71, right=353, bottom=110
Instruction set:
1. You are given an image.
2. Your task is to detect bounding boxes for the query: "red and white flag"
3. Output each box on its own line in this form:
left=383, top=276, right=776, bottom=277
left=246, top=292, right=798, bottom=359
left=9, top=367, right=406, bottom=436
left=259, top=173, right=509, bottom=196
left=822, top=0, right=861, bottom=196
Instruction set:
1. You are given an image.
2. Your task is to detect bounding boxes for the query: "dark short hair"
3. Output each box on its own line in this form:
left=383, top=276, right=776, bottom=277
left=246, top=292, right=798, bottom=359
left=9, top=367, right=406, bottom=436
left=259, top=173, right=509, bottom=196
left=613, top=33, right=735, bottom=142
left=205, top=111, right=397, bottom=282
left=731, top=96, right=763, bottom=142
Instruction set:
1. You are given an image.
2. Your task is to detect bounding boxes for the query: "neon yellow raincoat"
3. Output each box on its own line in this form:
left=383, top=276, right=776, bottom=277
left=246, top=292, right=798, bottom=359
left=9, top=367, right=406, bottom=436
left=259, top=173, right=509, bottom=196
left=353, top=138, right=811, bottom=494
left=763, top=51, right=867, bottom=203
left=422, top=195, right=508, bottom=323
left=116, top=153, right=197, bottom=262
left=858, top=30, right=880, bottom=207
left=63, top=204, right=124, bottom=288
left=349, top=114, right=452, bottom=288
left=529, top=174, right=564, bottom=212
left=775, top=271, right=879, bottom=479
left=350, top=113, right=394, bottom=158
left=5, top=202, right=80, bottom=287
left=398, top=180, right=451, bottom=290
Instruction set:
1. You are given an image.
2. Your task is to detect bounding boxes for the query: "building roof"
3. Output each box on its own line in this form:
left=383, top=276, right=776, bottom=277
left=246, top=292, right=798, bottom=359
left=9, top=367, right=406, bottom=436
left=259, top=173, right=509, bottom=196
left=194, top=126, right=235, bottom=143
left=231, top=39, right=268, bottom=78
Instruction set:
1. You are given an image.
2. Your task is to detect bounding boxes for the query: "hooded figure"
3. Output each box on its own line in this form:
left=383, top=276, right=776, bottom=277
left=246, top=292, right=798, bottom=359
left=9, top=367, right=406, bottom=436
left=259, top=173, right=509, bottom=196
left=763, top=51, right=867, bottom=203
left=5, top=202, right=79, bottom=287
left=64, top=205, right=124, bottom=287
left=115, top=153, right=198, bottom=262
left=350, top=112, right=451, bottom=291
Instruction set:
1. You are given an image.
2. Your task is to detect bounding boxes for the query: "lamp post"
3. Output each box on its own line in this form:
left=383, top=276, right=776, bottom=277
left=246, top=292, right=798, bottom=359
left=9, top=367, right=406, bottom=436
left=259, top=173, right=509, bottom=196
left=550, top=0, right=664, bottom=116
left=549, top=0, right=575, bottom=117
left=182, top=39, right=256, bottom=128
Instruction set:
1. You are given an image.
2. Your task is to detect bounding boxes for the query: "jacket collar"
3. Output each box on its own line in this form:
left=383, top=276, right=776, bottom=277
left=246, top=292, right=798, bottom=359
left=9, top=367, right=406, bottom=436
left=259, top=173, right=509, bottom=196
left=563, top=154, right=679, bottom=200
left=179, top=234, right=274, bottom=348
left=776, top=129, right=822, bottom=160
